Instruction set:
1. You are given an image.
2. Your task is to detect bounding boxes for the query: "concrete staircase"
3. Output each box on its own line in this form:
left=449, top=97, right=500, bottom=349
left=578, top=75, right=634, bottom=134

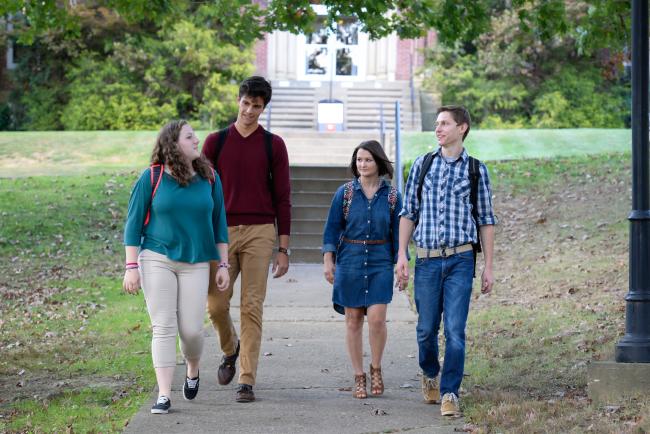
left=259, top=80, right=421, bottom=131
left=290, top=166, right=351, bottom=263
left=346, top=84, right=420, bottom=131
left=260, top=86, right=316, bottom=130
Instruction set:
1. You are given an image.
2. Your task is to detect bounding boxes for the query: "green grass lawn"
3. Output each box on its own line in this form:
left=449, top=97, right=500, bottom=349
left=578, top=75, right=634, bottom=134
left=0, top=136, right=647, bottom=431
left=402, top=128, right=631, bottom=162
left=0, top=173, right=155, bottom=432
left=0, top=129, right=631, bottom=177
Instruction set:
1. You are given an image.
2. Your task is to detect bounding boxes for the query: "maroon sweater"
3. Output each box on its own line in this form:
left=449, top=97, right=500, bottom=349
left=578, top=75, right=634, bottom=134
left=201, top=124, right=291, bottom=236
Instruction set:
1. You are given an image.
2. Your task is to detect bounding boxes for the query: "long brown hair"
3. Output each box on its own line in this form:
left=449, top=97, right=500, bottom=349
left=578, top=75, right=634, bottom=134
left=349, top=140, right=394, bottom=179
left=150, top=120, right=214, bottom=187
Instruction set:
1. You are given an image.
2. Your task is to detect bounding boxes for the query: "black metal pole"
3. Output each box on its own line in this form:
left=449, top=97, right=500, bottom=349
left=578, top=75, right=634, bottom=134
left=615, top=0, right=650, bottom=363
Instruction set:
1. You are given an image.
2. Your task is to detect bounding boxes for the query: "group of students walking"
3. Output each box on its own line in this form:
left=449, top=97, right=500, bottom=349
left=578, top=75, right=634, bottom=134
left=122, top=76, right=496, bottom=418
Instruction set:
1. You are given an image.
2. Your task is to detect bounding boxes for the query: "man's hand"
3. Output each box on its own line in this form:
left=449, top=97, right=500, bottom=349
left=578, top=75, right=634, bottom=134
left=272, top=251, right=289, bottom=278
left=396, top=252, right=410, bottom=291
left=394, top=264, right=408, bottom=291
left=481, top=268, right=494, bottom=294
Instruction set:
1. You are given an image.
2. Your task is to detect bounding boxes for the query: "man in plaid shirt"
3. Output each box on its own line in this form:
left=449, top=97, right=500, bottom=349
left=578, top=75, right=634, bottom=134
left=396, top=105, right=496, bottom=417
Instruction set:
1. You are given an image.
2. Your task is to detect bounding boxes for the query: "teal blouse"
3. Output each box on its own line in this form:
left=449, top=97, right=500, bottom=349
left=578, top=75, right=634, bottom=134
left=124, top=168, right=228, bottom=263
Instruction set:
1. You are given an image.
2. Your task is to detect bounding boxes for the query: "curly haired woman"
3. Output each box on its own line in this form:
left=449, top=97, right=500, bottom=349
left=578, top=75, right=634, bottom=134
left=123, top=120, right=229, bottom=414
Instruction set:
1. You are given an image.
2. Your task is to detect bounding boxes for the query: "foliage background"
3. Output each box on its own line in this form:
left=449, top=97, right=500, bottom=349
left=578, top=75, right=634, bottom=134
left=1, top=3, right=255, bottom=131
left=0, top=1, right=632, bottom=131
left=421, top=1, right=630, bottom=129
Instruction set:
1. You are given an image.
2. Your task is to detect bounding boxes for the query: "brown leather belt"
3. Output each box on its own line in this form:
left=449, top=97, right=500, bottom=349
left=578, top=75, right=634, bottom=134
left=416, top=243, right=473, bottom=258
left=342, top=238, right=389, bottom=245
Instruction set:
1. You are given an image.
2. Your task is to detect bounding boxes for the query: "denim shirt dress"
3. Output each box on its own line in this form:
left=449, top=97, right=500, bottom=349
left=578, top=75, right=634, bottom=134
left=322, top=178, right=402, bottom=314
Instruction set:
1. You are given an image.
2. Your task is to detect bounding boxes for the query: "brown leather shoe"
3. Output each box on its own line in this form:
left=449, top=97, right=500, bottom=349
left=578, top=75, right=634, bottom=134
left=217, top=340, right=240, bottom=386
left=235, top=384, right=255, bottom=402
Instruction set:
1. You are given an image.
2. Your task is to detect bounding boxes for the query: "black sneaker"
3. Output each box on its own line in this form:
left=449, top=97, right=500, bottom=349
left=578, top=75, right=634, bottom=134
left=235, top=384, right=255, bottom=402
left=151, top=395, right=171, bottom=414
left=183, top=371, right=200, bottom=401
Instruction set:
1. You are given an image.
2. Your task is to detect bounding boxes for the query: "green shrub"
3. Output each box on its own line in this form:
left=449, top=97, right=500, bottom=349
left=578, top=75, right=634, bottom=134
left=20, top=86, right=64, bottom=130
left=61, top=56, right=176, bottom=130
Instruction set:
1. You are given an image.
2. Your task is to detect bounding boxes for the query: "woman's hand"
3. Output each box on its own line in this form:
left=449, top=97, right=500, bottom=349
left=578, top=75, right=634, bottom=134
left=323, top=253, right=336, bottom=284
left=216, top=267, right=230, bottom=292
left=123, top=268, right=141, bottom=295
left=323, top=262, right=335, bottom=284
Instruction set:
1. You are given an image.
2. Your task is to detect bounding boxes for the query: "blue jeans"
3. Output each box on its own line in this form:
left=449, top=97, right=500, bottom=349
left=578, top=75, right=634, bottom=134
left=413, top=250, right=474, bottom=396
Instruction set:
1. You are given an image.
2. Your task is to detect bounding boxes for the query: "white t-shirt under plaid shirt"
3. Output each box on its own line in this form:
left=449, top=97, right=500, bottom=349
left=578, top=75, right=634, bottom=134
left=399, top=148, right=497, bottom=249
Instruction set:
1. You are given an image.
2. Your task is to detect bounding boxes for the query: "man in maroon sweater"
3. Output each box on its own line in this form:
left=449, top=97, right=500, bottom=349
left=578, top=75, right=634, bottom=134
left=202, top=76, right=291, bottom=403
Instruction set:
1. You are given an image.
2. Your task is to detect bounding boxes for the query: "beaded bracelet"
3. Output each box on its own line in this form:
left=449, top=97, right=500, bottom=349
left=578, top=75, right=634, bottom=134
left=218, top=263, right=230, bottom=269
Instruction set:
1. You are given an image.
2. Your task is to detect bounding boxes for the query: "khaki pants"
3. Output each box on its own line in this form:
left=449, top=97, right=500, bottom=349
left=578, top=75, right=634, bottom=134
left=207, top=224, right=275, bottom=385
left=139, top=249, right=209, bottom=368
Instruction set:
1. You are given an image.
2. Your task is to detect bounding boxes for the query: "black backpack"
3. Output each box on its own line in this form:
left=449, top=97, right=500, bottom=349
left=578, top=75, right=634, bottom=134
left=416, top=152, right=482, bottom=275
left=212, top=127, right=275, bottom=194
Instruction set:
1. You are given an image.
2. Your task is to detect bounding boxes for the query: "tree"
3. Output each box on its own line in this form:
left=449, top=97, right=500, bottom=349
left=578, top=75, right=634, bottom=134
left=1, top=0, right=631, bottom=50
left=422, top=1, right=630, bottom=128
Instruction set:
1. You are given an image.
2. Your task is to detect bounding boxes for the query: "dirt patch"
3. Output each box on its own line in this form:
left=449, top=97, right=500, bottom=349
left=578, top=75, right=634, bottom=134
left=479, top=171, right=630, bottom=310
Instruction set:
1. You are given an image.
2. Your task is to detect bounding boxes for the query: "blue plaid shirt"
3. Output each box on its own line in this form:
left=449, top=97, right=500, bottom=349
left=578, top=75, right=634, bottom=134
left=399, top=148, right=497, bottom=249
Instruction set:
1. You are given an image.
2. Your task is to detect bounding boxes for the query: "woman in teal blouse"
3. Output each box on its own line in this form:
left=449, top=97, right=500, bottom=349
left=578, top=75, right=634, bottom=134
left=123, top=120, right=229, bottom=414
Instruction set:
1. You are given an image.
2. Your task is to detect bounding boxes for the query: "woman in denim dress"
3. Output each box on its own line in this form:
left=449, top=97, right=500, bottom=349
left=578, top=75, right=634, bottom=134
left=322, top=140, right=402, bottom=399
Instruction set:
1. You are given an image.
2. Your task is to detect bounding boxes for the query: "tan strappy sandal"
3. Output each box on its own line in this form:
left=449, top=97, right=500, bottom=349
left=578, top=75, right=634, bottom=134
left=353, top=373, right=367, bottom=399
left=369, top=364, right=384, bottom=396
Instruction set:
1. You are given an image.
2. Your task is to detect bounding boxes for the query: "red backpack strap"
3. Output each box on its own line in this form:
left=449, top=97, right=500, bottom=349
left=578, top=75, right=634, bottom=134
left=342, top=181, right=354, bottom=221
left=388, top=185, right=398, bottom=214
left=144, top=164, right=163, bottom=226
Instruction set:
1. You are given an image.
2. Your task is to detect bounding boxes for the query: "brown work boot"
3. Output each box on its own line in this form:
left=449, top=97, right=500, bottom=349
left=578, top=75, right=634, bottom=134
left=217, top=340, right=240, bottom=385
left=421, top=374, right=440, bottom=404
left=235, top=384, right=255, bottom=402
left=440, top=392, right=461, bottom=417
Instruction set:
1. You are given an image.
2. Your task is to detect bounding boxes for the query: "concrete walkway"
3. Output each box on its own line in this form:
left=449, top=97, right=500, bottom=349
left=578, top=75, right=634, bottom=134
left=124, top=265, right=462, bottom=434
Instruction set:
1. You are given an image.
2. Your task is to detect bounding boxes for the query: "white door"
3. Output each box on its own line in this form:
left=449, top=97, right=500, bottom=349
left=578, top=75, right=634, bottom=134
left=299, top=15, right=366, bottom=81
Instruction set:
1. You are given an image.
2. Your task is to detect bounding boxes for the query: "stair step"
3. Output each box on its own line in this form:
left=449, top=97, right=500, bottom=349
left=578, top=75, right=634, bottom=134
left=293, top=192, right=337, bottom=206
left=292, top=179, right=345, bottom=192
left=290, top=232, right=325, bottom=248
left=291, top=166, right=350, bottom=178
left=292, top=205, right=331, bottom=219
left=290, top=247, right=326, bottom=264
left=292, top=219, right=327, bottom=233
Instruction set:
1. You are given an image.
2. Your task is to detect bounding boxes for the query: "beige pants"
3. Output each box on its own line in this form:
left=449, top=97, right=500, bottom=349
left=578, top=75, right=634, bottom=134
left=207, top=224, right=275, bottom=385
left=139, top=249, right=209, bottom=368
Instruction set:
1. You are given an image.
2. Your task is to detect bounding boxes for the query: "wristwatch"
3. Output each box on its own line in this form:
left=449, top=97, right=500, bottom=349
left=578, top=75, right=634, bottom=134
left=278, top=247, right=290, bottom=256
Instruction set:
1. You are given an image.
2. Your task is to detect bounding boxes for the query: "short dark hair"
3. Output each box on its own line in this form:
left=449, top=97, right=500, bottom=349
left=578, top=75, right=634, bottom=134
left=437, top=105, right=471, bottom=141
left=239, top=76, right=272, bottom=107
left=349, top=140, right=394, bottom=179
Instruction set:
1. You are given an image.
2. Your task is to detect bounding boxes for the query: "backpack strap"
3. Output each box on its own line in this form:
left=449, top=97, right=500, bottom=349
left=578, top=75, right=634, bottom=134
left=416, top=152, right=437, bottom=205
left=342, top=181, right=354, bottom=221
left=264, top=130, right=274, bottom=197
left=468, top=156, right=481, bottom=253
left=388, top=185, right=398, bottom=214
left=468, top=156, right=482, bottom=277
left=144, top=164, right=164, bottom=227
left=212, top=127, right=230, bottom=172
